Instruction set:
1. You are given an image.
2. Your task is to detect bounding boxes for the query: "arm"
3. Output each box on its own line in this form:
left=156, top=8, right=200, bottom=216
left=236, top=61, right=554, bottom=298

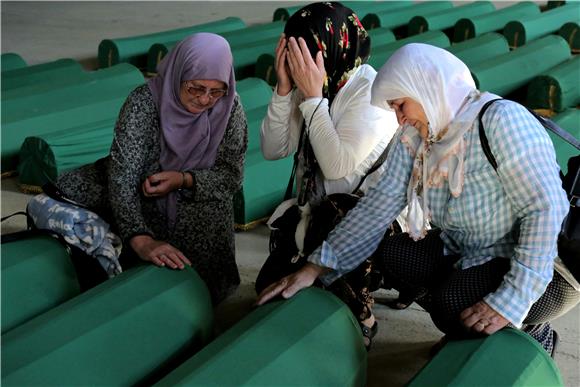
left=260, top=88, right=303, bottom=160
left=480, top=101, right=569, bottom=328
left=185, top=94, right=248, bottom=202
left=108, top=87, right=156, bottom=242
left=257, top=132, right=413, bottom=305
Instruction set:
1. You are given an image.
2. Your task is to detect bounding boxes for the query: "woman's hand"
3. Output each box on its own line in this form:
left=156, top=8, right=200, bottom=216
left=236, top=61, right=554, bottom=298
left=460, top=300, right=509, bottom=335
left=286, top=37, right=325, bottom=99
left=275, top=33, right=292, bottom=96
left=130, top=235, right=192, bottom=269
left=142, top=171, right=182, bottom=197
left=255, top=263, right=326, bottom=305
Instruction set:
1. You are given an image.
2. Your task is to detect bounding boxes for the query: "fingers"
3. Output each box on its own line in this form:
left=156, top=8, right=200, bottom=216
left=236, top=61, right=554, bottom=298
left=297, top=37, right=315, bottom=67
left=287, top=37, right=305, bottom=70
left=460, top=301, right=509, bottom=335
left=256, top=278, right=288, bottom=306
left=315, top=50, right=325, bottom=73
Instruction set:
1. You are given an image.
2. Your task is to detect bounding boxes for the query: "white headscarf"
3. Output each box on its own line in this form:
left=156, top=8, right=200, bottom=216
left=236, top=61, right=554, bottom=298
left=371, top=43, right=499, bottom=240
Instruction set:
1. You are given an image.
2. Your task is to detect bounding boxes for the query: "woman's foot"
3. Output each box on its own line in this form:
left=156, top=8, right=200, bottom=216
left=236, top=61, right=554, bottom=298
left=360, top=316, right=378, bottom=351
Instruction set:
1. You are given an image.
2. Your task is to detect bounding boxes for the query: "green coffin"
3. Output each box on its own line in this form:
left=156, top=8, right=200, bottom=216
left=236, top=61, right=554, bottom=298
left=547, top=1, right=567, bottom=10
left=1, top=63, right=143, bottom=172
left=1, top=265, right=213, bottom=386
left=503, top=3, right=580, bottom=48
left=447, top=33, right=509, bottom=68
left=408, top=329, right=563, bottom=387
left=551, top=109, right=580, bottom=175
left=234, top=77, right=294, bottom=226
left=453, top=2, right=540, bottom=42
left=361, top=1, right=453, bottom=31
left=368, top=30, right=451, bottom=70
left=154, top=288, right=367, bottom=386
left=232, top=37, right=281, bottom=81
left=98, top=17, right=245, bottom=69
left=2, top=60, right=134, bottom=101
left=272, top=5, right=303, bottom=22
left=147, top=21, right=284, bottom=75
left=1, top=53, right=26, bottom=72
left=368, top=27, right=397, bottom=47
left=1, top=233, right=80, bottom=334
left=471, top=35, right=571, bottom=96
left=559, top=22, right=580, bottom=53
left=526, top=56, right=580, bottom=113
left=408, top=1, right=495, bottom=36
left=2, top=59, right=82, bottom=92
left=17, top=118, right=116, bottom=189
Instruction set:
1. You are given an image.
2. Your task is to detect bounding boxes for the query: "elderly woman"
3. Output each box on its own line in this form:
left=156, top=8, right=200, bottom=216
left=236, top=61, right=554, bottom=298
left=56, top=33, right=248, bottom=304
left=256, top=1, right=400, bottom=350
left=258, top=43, right=580, bottom=355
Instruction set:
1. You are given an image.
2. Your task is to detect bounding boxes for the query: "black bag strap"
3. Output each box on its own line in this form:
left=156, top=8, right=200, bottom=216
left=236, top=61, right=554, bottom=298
left=1, top=211, right=34, bottom=232
left=478, top=99, right=580, bottom=205
left=284, top=98, right=325, bottom=201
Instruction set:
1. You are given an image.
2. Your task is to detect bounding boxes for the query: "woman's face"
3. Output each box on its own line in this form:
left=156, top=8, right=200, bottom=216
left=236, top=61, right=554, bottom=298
left=388, top=97, right=429, bottom=139
left=179, top=79, right=227, bottom=114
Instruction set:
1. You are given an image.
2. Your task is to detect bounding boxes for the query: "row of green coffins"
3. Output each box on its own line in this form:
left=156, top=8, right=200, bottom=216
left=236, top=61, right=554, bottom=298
left=1, top=61, right=145, bottom=172
left=1, top=235, right=366, bottom=387
left=1, top=232, right=564, bottom=386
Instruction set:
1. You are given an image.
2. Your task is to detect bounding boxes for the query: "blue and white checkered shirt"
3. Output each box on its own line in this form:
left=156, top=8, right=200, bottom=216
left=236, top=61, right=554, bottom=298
left=308, top=100, right=569, bottom=327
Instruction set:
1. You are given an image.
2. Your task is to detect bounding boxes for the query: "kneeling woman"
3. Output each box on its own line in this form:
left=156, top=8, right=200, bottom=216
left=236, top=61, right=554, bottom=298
left=257, top=43, right=580, bottom=355
left=56, top=33, right=248, bottom=305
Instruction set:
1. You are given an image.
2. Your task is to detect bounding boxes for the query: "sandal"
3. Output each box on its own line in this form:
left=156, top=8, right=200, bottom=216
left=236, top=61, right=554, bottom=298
left=360, top=321, right=379, bottom=352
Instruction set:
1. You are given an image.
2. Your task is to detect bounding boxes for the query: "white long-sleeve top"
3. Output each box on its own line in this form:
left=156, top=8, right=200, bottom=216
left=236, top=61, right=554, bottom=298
left=260, top=64, right=399, bottom=196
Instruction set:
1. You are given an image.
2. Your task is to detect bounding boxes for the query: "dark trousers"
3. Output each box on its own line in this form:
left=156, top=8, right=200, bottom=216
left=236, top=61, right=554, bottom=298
left=375, top=229, right=580, bottom=353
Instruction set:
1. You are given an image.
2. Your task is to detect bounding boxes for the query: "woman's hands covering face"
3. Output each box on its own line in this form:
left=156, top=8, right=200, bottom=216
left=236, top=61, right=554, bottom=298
left=286, top=36, right=325, bottom=99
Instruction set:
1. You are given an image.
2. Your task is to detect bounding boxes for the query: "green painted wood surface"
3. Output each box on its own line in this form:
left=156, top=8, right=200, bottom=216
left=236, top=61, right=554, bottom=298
left=408, top=329, right=563, bottom=387
left=1, top=63, right=143, bottom=172
left=17, top=118, right=116, bottom=188
left=147, top=21, right=284, bottom=74
left=503, top=3, right=580, bottom=48
left=1, top=265, right=213, bottom=386
left=368, top=27, right=397, bottom=47
left=453, top=2, right=539, bottom=42
left=361, top=1, right=453, bottom=31
left=1, top=59, right=82, bottom=91
left=2, top=61, right=134, bottom=100
left=155, top=288, right=367, bottom=386
left=408, top=1, right=495, bottom=36
left=1, top=53, right=26, bottom=72
left=98, top=17, right=245, bottom=69
left=551, top=109, right=580, bottom=175
left=1, top=234, right=80, bottom=334
left=526, top=56, right=580, bottom=113
left=470, top=35, right=571, bottom=96
left=233, top=77, right=293, bottom=225
left=447, top=33, right=509, bottom=68
left=368, top=30, right=451, bottom=70
left=559, top=22, right=580, bottom=53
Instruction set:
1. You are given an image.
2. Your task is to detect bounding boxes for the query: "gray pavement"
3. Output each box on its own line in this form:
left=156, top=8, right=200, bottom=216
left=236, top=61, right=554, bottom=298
left=2, top=1, right=579, bottom=386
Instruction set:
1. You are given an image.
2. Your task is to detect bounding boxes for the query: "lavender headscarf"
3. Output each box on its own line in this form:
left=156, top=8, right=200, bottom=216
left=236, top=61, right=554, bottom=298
left=148, top=33, right=236, bottom=227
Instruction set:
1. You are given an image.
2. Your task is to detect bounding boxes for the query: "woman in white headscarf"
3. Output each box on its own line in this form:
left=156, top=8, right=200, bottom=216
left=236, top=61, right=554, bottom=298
left=257, top=43, right=580, bottom=356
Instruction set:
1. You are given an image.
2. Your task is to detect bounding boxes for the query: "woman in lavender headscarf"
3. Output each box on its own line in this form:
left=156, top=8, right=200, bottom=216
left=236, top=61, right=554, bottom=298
left=57, top=33, right=248, bottom=304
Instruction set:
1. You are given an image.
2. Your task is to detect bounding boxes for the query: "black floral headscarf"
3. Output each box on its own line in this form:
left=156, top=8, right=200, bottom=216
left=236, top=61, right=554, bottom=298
left=284, top=1, right=370, bottom=104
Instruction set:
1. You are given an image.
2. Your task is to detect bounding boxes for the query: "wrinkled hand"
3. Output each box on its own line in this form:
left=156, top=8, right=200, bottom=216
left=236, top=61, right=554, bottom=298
left=460, top=300, right=509, bottom=335
left=286, top=37, right=325, bottom=99
left=130, top=235, right=192, bottom=269
left=274, top=33, right=292, bottom=96
left=255, top=263, right=325, bottom=305
left=142, top=171, right=182, bottom=198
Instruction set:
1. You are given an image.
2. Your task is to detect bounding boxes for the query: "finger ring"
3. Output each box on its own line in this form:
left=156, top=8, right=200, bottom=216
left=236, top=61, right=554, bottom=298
left=477, top=321, right=486, bottom=328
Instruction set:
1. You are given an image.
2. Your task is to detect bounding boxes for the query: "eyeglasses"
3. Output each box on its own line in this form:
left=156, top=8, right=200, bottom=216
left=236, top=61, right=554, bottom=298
left=183, top=81, right=228, bottom=100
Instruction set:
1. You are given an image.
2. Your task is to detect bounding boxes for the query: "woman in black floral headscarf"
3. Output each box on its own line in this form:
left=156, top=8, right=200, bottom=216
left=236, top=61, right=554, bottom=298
left=257, top=2, right=402, bottom=350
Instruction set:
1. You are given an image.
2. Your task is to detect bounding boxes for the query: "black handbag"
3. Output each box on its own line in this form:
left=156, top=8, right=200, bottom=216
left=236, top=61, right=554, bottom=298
left=478, top=99, right=580, bottom=281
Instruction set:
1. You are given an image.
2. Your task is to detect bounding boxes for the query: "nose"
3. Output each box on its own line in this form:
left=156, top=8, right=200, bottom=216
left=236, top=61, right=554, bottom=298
left=197, top=93, right=211, bottom=105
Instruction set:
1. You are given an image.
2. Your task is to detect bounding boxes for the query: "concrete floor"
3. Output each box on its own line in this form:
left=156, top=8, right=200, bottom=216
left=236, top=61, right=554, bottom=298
left=2, top=1, right=579, bottom=386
